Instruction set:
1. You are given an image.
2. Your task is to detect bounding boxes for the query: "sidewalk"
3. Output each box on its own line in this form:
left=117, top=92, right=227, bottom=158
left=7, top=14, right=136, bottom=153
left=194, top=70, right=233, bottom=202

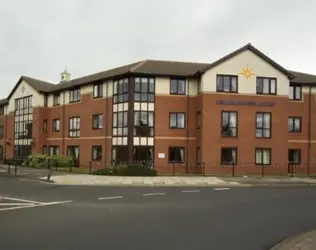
left=39, top=174, right=316, bottom=187
left=270, top=230, right=316, bottom=250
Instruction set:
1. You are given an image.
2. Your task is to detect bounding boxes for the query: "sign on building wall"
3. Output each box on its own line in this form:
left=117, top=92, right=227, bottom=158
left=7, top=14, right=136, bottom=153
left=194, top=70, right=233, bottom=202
left=216, top=100, right=276, bottom=107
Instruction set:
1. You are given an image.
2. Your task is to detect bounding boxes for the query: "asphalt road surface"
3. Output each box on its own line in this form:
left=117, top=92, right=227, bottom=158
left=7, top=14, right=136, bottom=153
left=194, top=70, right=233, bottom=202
left=0, top=177, right=316, bottom=250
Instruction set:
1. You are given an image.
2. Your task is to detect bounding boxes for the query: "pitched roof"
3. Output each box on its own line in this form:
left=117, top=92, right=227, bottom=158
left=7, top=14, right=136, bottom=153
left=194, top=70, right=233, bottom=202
left=198, top=43, right=295, bottom=79
left=7, top=76, right=56, bottom=100
left=288, top=70, right=316, bottom=84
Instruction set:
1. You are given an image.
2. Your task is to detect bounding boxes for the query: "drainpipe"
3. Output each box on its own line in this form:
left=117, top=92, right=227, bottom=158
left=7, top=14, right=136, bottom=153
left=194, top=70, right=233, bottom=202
left=185, top=78, right=190, bottom=174
left=62, top=92, right=65, bottom=155
left=4, top=106, right=7, bottom=162
left=104, top=81, right=109, bottom=166
left=307, top=85, right=312, bottom=176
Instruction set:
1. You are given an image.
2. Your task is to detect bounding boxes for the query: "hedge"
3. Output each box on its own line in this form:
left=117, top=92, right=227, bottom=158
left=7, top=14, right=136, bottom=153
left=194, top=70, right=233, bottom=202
left=92, top=164, right=157, bottom=176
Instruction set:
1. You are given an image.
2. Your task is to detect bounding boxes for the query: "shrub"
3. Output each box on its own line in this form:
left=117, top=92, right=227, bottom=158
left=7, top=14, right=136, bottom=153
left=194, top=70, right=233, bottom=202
left=23, top=155, right=74, bottom=169
left=92, top=164, right=157, bottom=176
left=48, top=155, right=73, bottom=169
left=22, top=154, right=47, bottom=168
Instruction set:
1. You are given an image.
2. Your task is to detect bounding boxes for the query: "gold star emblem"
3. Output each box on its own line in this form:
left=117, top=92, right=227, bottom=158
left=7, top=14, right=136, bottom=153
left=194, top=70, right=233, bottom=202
left=239, top=66, right=255, bottom=80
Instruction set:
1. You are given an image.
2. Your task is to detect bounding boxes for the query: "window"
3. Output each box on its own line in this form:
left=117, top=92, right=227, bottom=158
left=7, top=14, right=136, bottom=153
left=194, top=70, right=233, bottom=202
left=288, top=117, right=301, bottom=132
left=69, top=88, right=80, bottom=102
left=43, top=120, right=47, bottom=132
left=0, top=106, right=5, bottom=115
left=169, top=147, right=185, bottom=163
left=134, top=111, right=154, bottom=136
left=221, top=111, right=237, bottom=137
left=135, top=77, right=155, bottom=102
left=113, top=78, right=128, bottom=103
left=49, top=146, right=59, bottom=156
left=93, top=83, right=103, bottom=98
left=289, top=85, right=302, bottom=100
left=256, top=112, right=271, bottom=138
left=256, top=77, right=276, bottom=95
left=53, top=93, right=60, bottom=106
left=92, top=146, right=102, bottom=161
left=170, top=79, right=186, bottom=95
left=216, top=75, right=238, bottom=93
left=53, top=119, right=60, bottom=132
left=255, top=148, right=271, bottom=165
left=288, top=149, right=301, bottom=165
left=169, top=112, right=185, bottom=129
left=197, top=112, right=201, bottom=129
left=44, top=95, right=48, bottom=107
left=113, top=111, right=128, bottom=136
left=221, top=148, right=237, bottom=164
left=69, top=117, right=80, bottom=137
left=92, top=114, right=103, bottom=129
left=0, top=125, right=3, bottom=139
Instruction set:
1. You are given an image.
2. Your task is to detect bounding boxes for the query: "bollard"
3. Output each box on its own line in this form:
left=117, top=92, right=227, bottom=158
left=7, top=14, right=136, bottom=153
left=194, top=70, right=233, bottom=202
left=14, top=165, right=18, bottom=176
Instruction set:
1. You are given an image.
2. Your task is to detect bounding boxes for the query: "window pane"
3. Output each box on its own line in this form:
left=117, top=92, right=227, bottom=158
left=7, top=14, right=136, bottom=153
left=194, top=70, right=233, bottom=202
left=113, top=113, right=117, bottom=127
left=170, top=114, right=177, bottom=127
left=170, top=80, right=178, bottom=93
left=262, top=150, right=270, bottom=164
left=141, top=80, right=148, bottom=92
left=231, top=77, right=237, bottom=92
left=217, top=76, right=223, bottom=91
left=135, top=81, right=140, bottom=92
left=134, top=112, right=140, bottom=126
left=223, top=76, right=230, bottom=91
left=222, top=112, right=229, bottom=126
left=148, top=94, right=154, bottom=102
left=263, top=114, right=270, bottom=128
left=229, top=112, right=236, bottom=127
left=117, top=113, right=123, bottom=126
left=256, top=114, right=263, bottom=127
left=263, top=129, right=270, bottom=137
left=257, top=78, right=263, bottom=93
left=289, top=86, right=294, bottom=99
left=263, top=79, right=269, bottom=93
left=178, top=80, right=185, bottom=94
left=295, top=87, right=301, bottom=99
left=294, top=118, right=300, bottom=131
left=177, top=114, right=185, bottom=128
left=134, top=93, right=141, bottom=101
left=256, top=150, right=262, bottom=164
left=149, top=80, right=154, bottom=93
left=288, top=118, right=293, bottom=131
left=256, top=129, right=262, bottom=137
left=123, top=112, right=128, bottom=126
left=270, top=79, right=276, bottom=94
left=148, top=112, right=154, bottom=127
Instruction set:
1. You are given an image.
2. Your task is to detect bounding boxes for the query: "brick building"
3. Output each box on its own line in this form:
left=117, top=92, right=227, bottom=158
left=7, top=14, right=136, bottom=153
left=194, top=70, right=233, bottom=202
left=0, top=43, right=315, bottom=175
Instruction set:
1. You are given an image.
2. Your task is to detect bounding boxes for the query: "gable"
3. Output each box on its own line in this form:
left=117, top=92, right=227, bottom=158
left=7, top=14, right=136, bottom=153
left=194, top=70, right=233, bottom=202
left=7, top=79, right=44, bottom=113
left=201, top=49, right=290, bottom=96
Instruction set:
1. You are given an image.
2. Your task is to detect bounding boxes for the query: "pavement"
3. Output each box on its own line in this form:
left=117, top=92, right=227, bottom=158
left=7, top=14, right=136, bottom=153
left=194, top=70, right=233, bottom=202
left=1, top=176, right=316, bottom=250
left=270, top=230, right=316, bottom=250
left=2, top=165, right=316, bottom=187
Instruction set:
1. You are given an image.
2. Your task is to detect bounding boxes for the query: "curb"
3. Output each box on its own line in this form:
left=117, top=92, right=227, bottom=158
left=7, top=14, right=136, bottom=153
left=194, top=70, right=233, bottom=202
left=36, top=180, right=316, bottom=188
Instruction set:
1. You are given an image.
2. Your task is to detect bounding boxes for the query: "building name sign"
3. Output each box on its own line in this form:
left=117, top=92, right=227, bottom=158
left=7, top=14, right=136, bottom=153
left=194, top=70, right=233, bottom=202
left=216, top=100, right=276, bottom=107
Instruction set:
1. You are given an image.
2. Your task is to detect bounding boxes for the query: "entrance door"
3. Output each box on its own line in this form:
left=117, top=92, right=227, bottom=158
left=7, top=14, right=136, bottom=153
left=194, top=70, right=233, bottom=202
left=67, top=146, right=80, bottom=167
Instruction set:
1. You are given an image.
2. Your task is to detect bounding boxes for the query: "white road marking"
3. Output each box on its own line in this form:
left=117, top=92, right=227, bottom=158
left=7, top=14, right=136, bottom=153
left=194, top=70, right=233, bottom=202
left=181, top=190, right=200, bottom=193
left=143, top=192, right=166, bottom=196
left=0, top=203, right=34, bottom=206
left=214, top=188, right=231, bottom=191
left=98, top=196, right=123, bottom=200
left=1, top=197, right=43, bottom=204
left=0, top=200, right=72, bottom=212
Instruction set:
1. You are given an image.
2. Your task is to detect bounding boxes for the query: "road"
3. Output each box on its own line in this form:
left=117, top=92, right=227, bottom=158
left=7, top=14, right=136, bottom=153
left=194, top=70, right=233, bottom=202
left=0, top=177, right=316, bottom=250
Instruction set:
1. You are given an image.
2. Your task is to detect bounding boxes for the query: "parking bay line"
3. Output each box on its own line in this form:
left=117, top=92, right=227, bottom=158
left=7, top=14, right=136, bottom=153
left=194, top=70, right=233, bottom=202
left=214, top=188, right=231, bottom=191
left=181, top=190, right=200, bottom=193
left=143, top=193, right=166, bottom=197
left=1, top=196, right=43, bottom=204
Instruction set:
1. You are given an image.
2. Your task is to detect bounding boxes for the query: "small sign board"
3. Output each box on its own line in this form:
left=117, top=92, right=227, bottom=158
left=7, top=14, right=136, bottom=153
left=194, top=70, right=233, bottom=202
left=158, top=153, right=165, bottom=159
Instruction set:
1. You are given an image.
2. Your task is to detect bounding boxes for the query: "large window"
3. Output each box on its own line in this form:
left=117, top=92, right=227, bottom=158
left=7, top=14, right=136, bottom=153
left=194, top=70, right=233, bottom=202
left=14, top=96, right=33, bottom=142
left=134, top=111, right=154, bottom=136
left=255, top=148, right=271, bottom=165
left=92, top=146, right=102, bottom=161
left=288, top=117, right=301, bottom=133
left=169, top=112, right=185, bottom=129
left=170, top=79, right=186, bottom=95
left=216, top=75, right=238, bottom=93
left=92, top=114, right=103, bottom=129
left=288, top=149, right=301, bottom=165
left=256, top=112, right=271, bottom=138
left=135, top=77, right=155, bottom=102
left=221, top=111, right=237, bottom=137
left=69, top=117, right=80, bottom=137
left=256, top=77, right=276, bottom=95
left=113, top=111, right=128, bottom=136
left=221, top=147, right=237, bottom=164
left=53, top=119, right=60, bottom=132
left=93, top=83, right=103, bottom=98
left=113, top=78, right=128, bottom=103
left=49, top=145, right=59, bottom=156
left=69, top=88, right=80, bottom=103
left=289, top=85, right=302, bottom=101
left=169, top=147, right=185, bottom=163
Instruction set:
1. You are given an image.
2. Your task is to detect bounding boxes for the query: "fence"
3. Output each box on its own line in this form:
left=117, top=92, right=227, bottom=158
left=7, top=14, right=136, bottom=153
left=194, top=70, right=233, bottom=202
left=5, top=157, right=316, bottom=177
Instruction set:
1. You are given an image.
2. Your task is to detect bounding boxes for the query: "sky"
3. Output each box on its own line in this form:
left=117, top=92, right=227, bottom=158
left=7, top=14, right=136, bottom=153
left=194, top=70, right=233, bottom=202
left=1, top=0, right=316, bottom=98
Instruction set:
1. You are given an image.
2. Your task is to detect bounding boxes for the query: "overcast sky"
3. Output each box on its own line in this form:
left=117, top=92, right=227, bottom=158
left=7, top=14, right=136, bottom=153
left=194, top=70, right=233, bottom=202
left=1, top=0, right=316, bottom=98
